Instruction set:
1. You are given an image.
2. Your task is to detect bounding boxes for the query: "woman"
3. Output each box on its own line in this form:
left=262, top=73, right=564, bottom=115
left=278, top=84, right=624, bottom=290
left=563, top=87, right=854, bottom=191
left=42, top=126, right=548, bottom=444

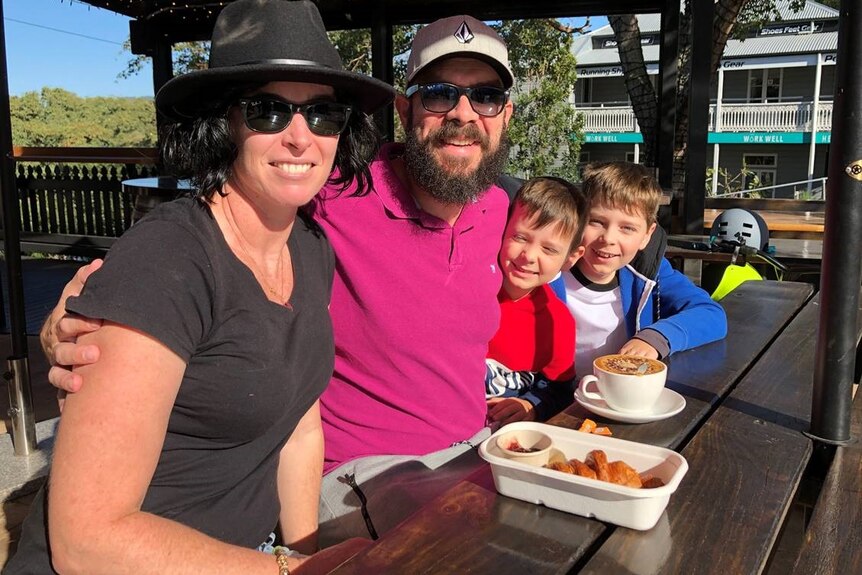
left=4, top=1, right=394, bottom=574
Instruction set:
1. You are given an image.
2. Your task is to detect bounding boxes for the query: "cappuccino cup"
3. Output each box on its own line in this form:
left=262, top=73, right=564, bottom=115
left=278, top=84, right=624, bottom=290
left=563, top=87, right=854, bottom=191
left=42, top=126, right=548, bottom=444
left=578, top=354, right=667, bottom=413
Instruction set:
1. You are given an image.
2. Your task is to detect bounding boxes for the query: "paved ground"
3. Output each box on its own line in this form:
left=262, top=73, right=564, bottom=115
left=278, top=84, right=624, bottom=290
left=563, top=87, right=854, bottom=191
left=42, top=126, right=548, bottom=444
left=0, top=256, right=81, bottom=336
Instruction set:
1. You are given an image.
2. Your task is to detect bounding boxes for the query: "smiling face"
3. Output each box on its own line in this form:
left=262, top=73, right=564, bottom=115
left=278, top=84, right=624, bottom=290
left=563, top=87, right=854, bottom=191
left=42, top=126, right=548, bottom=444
left=395, top=57, right=514, bottom=204
left=228, top=81, right=340, bottom=212
left=577, top=202, right=657, bottom=285
left=499, top=202, right=584, bottom=300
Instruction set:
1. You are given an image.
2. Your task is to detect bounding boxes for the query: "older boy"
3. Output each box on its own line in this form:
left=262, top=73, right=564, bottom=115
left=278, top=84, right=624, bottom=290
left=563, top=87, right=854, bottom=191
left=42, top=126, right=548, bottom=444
left=485, top=177, right=587, bottom=425
left=558, top=162, right=726, bottom=375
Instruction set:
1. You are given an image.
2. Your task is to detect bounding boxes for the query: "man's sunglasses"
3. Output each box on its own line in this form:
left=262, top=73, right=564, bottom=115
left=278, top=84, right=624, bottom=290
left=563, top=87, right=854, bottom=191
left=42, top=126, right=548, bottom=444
left=237, top=97, right=353, bottom=136
left=405, top=83, right=509, bottom=117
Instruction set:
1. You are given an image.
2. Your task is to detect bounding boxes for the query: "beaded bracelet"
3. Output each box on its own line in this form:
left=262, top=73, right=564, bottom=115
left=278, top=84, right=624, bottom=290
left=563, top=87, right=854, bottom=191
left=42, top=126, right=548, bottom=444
left=274, top=547, right=291, bottom=575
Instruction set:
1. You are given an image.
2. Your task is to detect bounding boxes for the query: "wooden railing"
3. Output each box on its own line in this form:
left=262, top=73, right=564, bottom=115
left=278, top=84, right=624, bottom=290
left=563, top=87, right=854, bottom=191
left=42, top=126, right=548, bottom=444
left=2, top=147, right=159, bottom=257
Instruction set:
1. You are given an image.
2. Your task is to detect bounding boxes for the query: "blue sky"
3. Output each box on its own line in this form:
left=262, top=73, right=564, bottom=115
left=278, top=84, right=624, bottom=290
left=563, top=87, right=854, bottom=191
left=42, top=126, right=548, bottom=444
left=2, top=0, right=605, bottom=100
left=4, top=0, right=153, bottom=98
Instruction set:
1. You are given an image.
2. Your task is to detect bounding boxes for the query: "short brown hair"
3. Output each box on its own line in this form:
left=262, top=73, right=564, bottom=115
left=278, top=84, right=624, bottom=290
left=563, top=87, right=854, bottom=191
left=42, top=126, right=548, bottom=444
left=582, top=162, right=661, bottom=224
left=510, top=176, right=589, bottom=253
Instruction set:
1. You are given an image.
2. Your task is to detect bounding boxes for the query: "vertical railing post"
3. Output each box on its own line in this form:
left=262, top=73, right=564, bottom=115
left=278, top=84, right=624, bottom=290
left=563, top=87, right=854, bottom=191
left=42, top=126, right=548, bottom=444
left=809, top=0, right=862, bottom=445
left=0, top=0, right=37, bottom=455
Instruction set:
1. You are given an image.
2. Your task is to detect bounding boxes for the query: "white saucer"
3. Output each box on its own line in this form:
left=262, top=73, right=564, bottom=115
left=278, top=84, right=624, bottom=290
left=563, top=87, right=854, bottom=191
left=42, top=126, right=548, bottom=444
left=574, top=387, right=687, bottom=424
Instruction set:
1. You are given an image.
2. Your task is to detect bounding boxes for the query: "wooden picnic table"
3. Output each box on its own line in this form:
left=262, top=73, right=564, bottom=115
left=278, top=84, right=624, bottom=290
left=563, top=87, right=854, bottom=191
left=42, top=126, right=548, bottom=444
left=328, top=280, right=827, bottom=575
left=704, top=209, right=825, bottom=239
left=665, top=234, right=823, bottom=285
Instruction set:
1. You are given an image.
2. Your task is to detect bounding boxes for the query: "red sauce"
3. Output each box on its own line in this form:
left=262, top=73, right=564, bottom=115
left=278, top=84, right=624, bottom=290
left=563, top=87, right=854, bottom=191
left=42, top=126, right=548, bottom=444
left=507, top=439, right=541, bottom=453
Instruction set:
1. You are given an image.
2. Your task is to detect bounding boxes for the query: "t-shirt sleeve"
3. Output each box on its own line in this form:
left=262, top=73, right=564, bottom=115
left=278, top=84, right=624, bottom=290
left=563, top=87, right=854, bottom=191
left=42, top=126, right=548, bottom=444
left=65, top=218, right=214, bottom=362
left=541, top=297, right=577, bottom=382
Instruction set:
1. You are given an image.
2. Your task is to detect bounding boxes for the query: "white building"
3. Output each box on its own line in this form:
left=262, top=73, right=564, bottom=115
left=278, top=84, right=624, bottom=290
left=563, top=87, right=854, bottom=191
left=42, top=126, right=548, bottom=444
left=572, top=0, right=837, bottom=198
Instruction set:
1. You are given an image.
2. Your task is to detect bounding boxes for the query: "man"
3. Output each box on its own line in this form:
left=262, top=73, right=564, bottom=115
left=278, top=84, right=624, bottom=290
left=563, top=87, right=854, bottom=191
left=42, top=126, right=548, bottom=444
left=42, top=15, right=515, bottom=544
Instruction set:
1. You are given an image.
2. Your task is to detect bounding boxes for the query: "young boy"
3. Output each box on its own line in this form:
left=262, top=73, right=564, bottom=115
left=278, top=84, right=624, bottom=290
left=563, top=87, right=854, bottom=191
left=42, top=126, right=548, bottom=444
left=560, top=162, right=727, bottom=376
left=485, top=176, right=588, bottom=425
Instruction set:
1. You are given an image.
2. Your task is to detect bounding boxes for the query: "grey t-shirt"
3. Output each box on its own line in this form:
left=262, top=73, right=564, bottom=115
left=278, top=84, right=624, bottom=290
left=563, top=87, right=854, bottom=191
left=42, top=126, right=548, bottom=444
left=6, top=198, right=334, bottom=573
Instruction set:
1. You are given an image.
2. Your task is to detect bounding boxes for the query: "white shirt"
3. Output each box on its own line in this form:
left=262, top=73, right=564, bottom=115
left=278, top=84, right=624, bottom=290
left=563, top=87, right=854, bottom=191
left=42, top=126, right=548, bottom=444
left=563, top=268, right=629, bottom=378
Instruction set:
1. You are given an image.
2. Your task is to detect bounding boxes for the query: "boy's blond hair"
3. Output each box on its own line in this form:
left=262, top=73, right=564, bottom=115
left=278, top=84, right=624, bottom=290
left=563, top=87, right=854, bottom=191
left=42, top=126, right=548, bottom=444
left=582, top=162, right=661, bottom=225
left=511, top=176, right=589, bottom=253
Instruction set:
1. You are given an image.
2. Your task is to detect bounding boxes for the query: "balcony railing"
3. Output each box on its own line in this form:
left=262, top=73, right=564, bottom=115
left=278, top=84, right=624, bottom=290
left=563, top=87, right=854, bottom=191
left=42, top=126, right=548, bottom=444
left=579, top=101, right=834, bottom=133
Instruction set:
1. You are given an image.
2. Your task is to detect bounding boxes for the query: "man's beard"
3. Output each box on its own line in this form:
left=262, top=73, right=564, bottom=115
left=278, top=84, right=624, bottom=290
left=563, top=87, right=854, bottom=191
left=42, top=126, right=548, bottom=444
left=403, top=120, right=510, bottom=205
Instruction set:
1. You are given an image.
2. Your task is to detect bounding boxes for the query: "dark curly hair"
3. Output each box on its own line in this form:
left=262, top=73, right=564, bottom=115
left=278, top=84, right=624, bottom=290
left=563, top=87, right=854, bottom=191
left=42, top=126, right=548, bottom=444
left=159, top=85, right=381, bottom=201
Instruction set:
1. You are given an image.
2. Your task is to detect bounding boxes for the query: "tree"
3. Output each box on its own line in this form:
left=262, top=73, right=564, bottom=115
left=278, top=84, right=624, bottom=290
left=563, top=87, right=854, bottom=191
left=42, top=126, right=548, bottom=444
left=610, top=0, right=806, bottom=195
left=496, top=19, right=585, bottom=180
left=120, top=41, right=209, bottom=79
left=10, top=88, right=157, bottom=147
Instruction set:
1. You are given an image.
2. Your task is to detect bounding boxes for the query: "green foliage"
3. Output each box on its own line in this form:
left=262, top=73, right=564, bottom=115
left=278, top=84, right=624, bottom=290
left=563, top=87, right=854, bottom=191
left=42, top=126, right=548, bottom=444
left=732, top=1, right=807, bottom=41
left=10, top=88, right=156, bottom=147
left=705, top=166, right=761, bottom=198
left=329, top=25, right=417, bottom=89
left=119, top=40, right=208, bottom=80
left=497, top=19, right=583, bottom=181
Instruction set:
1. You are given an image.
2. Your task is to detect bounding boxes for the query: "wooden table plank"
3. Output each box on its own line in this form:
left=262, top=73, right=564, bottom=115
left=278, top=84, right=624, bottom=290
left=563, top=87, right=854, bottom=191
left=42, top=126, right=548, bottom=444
left=792, top=394, right=862, bottom=575
left=327, top=477, right=605, bottom=575
left=581, top=402, right=813, bottom=575
left=580, top=289, right=862, bottom=575
left=548, top=281, right=815, bottom=451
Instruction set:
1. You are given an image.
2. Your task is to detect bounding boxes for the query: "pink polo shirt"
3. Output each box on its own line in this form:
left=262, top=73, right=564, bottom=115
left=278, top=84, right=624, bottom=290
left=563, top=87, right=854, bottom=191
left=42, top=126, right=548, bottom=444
left=307, top=144, right=508, bottom=471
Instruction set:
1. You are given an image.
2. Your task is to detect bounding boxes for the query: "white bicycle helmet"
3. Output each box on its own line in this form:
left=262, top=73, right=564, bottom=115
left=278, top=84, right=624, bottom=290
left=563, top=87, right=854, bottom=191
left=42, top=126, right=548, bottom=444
left=710, top=208, right=769, bottom=250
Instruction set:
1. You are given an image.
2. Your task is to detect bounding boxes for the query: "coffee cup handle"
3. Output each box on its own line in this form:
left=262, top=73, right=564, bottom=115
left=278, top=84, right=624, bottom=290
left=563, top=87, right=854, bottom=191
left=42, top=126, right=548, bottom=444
left=577, top=375, right=603, bottom=403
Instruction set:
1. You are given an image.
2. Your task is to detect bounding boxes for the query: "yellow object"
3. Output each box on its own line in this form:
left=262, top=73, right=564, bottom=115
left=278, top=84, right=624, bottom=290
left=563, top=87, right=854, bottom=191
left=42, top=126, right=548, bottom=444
left=711, top=263, right=763, bottom=301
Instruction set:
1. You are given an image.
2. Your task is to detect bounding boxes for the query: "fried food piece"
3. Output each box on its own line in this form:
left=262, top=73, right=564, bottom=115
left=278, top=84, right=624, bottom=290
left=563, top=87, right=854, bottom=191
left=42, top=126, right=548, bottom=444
left=607, top=460, right=643, bottom=488
left=569, top=459, right=597, bottom=480
left=640, top=475, right=666, bottom=489
left=586, top=450, right=611, bottom=482
left=545, top=460, right=576, bottom=474
left=592, top=426, right=613, bottom=436
left=578, top=418, right=597, bottom=433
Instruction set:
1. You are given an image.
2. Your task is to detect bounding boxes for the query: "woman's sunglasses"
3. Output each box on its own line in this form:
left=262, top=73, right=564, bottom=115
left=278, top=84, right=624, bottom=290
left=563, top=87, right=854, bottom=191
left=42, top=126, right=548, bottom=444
left=405, top=82, right=509, bottom=117
left=237, top=97, right=353, bottom=136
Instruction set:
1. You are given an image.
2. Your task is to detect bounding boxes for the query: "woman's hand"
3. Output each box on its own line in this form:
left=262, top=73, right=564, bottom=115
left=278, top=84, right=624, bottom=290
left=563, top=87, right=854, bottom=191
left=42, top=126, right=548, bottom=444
left=39, top=259, right=104, bottom=398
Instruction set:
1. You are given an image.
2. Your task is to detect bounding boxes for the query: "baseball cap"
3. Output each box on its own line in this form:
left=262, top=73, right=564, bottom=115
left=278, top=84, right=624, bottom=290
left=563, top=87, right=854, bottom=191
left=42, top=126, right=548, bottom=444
left=405, top=15, right=515, bottom=89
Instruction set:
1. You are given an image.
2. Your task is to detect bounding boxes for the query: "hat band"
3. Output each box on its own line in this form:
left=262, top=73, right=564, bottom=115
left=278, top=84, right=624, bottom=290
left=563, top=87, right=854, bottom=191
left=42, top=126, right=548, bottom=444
left=236, top=58, right=335, bottom=69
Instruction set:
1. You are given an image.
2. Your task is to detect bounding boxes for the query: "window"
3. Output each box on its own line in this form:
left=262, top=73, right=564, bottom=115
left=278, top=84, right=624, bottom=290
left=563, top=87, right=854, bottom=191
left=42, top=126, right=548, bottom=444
left=743, top=154, right=777, bottom=191
left=747, top=69, right=783, bottom=103
left=625, top=151, right=641, bottom=164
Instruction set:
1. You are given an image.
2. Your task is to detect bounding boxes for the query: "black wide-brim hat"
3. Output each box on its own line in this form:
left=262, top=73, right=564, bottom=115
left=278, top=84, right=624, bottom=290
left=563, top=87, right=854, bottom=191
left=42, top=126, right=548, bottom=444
left=156, top=0, right=395, bottom=120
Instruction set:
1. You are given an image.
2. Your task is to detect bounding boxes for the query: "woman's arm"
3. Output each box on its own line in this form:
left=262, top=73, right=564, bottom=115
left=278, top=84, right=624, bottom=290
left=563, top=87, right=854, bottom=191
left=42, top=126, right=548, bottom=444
left=48, top=322, right=295, bottom=575
left=277, top=400, right=324, bottom=554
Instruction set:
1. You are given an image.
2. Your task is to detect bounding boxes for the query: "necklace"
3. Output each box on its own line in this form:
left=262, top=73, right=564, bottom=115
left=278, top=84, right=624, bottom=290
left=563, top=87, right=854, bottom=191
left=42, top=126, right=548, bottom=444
left=236, top=238, right=286, bottom=303
left=221, top=201, right=289, bottom=306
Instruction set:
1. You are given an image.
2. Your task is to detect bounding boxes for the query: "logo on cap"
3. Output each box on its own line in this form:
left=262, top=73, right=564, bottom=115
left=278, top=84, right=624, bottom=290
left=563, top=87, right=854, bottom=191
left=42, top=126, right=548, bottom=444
left=454, top=21, right=474, bottom=44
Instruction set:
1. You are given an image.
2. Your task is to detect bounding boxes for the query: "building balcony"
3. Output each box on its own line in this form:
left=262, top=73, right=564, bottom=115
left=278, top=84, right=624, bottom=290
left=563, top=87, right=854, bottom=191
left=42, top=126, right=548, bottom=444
left=578, top=101, right=833, bottom=134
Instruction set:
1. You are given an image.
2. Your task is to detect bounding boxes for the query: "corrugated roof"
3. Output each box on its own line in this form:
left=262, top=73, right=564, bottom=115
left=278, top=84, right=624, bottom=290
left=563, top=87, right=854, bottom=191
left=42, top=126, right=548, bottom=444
left=723, top=31, right=838, bottom=57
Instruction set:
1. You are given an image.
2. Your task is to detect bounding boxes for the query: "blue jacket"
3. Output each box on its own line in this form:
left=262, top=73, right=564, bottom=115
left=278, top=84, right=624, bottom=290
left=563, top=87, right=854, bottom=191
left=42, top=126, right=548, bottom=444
left=548, top=227, right=727, bottom=357
left=617, top=258, right=727, bottom=355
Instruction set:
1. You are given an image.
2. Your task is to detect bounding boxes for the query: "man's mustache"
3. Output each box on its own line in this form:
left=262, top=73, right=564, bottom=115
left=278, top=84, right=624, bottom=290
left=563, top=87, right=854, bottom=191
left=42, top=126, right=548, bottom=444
left=430, top=122, right=489, bottom=149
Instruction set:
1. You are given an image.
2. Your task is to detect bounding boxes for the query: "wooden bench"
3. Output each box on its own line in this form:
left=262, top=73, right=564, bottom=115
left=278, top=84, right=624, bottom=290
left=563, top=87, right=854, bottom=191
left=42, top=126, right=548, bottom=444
left=791, top=389, right=862, bottom=574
